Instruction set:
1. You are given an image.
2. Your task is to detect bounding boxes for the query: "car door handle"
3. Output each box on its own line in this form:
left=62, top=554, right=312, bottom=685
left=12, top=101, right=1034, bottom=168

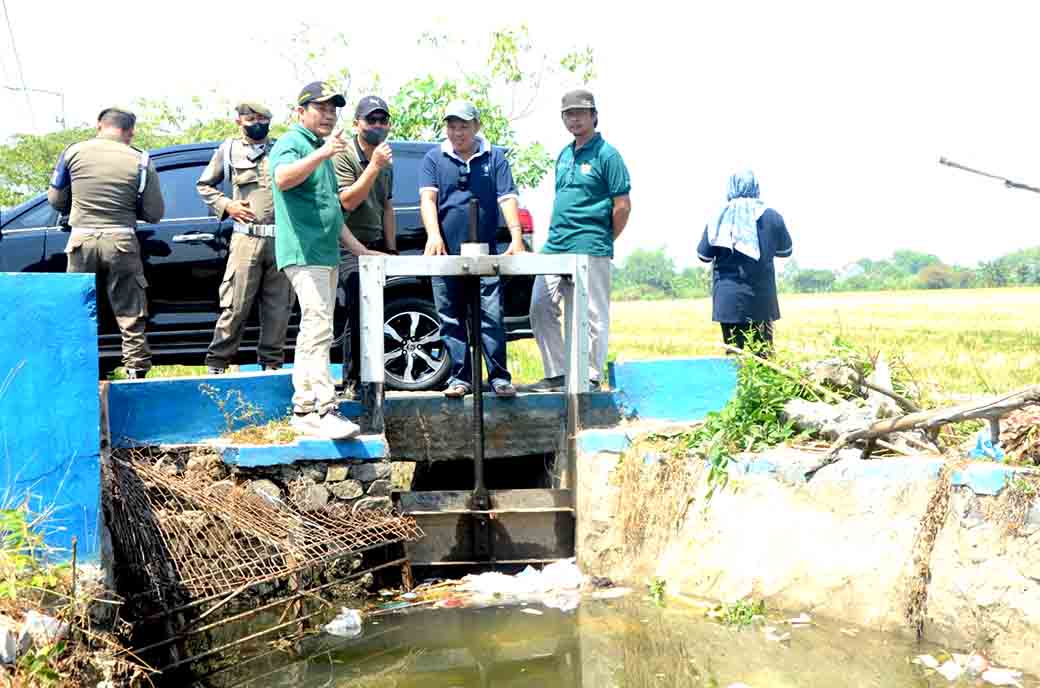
left=172, top=233, right=216, bottom=243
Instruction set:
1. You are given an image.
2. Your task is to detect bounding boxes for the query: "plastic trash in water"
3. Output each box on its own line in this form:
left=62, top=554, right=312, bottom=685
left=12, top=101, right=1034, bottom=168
left=937, top=660, right=964, bottom=681
left=324, top=608, right=363, bottom=638
left=20, top=611, right=68, bottom=646
left=981, top=667, right=1023, bottom=687
left=969, top=428, right=1005, bottom=461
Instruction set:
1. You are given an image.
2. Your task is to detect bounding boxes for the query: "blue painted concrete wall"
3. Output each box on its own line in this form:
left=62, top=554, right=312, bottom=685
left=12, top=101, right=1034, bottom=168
left=610, top=357, right=737, bottom=422
left=0, top=273, right=99, bottom=560
left=108, top=372, right=363, bottom=447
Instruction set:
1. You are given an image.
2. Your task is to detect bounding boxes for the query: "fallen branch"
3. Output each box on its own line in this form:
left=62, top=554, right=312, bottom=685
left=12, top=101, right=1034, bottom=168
left=828, top=385, right=1040, bottom=456
left=876, top=439, right=916, bottom=457
left=721, top=344, right=846, bottom=405
left=852, top=373, right=922, bottom=414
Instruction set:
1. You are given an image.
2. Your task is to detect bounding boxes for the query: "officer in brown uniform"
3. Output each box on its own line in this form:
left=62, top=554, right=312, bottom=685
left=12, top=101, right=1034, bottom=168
left=47, top=106, right=164, bottom=379
left=333, top=95, right=396, bottom=389
left=196, top=101, right=294, bottom=373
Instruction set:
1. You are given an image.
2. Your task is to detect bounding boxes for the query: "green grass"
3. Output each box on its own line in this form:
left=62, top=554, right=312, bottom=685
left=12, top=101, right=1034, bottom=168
left=127, top=288, right=1040, bottom=397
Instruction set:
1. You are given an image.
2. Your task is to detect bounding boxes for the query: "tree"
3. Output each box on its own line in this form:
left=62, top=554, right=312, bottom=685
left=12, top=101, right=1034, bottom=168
left=674, top=266, right=711, bottom=298
left=614, top=248, right=678, bottom=297
left=917, top=263, right=955, bottom=289
left=0, top=99, right=242, bottom=208
left=792, top=269, right=835, bottom=293
left=892, top=250, right=941, bottom=275
left=389, top=25, right=592, bottom=190
left=978, top=260, right=1009, bottom=287
left=1, top=25, right=594, bottom=207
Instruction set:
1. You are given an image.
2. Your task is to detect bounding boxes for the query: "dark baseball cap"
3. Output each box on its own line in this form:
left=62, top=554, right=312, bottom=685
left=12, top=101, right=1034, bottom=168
left=561, top=89, right=597, bottom=112
left=355, top=95, right=390, bottom=119
left=297, top=81, right=346, bottom=107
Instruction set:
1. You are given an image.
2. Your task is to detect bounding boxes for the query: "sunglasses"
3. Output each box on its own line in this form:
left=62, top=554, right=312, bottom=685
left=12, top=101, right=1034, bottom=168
left=457, top=171, right=470, bottom=191
left=364, top=114, right=390, bottom=125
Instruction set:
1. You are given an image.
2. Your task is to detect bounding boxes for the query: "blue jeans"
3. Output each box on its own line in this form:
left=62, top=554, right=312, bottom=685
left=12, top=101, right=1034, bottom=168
left=431, top=275, right=511, bottom=389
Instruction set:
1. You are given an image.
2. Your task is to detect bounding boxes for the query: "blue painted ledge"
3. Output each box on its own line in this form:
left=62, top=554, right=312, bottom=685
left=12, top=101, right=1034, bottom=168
left=610, top=357, right=737, bottom=422
left=220, top=434, right=388, bottom=467
left=577, top=429, right=634, bottom=455
left=732, top=454, right=1024, bottom=497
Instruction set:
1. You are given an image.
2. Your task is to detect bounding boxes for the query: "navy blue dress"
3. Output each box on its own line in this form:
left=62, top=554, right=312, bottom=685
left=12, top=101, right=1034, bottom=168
left=697, top=208, right=792, bottom=323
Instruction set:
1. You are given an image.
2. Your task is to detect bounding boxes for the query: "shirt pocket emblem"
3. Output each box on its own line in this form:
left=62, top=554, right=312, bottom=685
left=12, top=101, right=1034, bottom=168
left=580, top=162, right=593, bottom=174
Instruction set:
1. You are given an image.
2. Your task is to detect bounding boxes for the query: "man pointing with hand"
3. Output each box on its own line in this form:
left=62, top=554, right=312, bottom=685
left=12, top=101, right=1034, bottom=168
left=270, top=81, right=383, bottom=439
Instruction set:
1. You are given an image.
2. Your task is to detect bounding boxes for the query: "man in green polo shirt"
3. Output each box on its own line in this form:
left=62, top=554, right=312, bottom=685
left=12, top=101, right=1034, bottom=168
left=334, top=95, right=397, bottom=391
left=523, top=89, right=632, bottom=393
left=269, top=81, right=383, bottom=439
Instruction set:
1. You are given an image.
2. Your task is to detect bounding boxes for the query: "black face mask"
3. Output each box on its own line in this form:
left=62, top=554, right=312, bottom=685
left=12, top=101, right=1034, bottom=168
left=361, top=127, right=388, bottom=146
left=244, top=122, right=270, bottom=141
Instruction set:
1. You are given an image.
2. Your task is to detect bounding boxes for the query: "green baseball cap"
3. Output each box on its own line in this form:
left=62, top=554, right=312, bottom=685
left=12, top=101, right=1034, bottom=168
left=443, top=99, right=479, bottom=122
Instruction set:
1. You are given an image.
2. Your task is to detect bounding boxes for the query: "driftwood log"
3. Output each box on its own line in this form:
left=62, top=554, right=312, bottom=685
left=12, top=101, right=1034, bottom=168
left=828, top=385, right=1040, bottom=457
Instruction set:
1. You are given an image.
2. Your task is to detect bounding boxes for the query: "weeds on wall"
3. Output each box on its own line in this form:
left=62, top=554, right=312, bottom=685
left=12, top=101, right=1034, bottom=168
left=685, top=342, right=813, bottom=499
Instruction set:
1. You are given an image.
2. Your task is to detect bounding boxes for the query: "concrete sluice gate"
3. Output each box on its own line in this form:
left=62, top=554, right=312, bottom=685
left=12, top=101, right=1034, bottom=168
left=18, top=272, right=1039, bottom=681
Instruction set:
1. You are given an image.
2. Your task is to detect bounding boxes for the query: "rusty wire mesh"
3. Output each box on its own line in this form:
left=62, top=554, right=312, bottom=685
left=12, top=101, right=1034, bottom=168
left=106, top=448, right=423, bottom=608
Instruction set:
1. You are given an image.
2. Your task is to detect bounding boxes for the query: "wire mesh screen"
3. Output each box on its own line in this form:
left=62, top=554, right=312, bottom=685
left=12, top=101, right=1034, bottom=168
left=106, top=448, right=423, bottom=608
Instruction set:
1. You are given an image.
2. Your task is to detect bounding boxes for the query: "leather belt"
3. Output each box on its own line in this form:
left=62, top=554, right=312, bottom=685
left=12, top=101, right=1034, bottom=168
left=70, top=227, right=134, bottom=236
left=233, top=222, right=276, bottom=238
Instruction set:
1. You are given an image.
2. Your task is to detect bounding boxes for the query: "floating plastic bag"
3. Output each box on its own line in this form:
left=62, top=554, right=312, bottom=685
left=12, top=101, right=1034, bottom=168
left=324, top=607, right=363, bottom=638
left=970, top=428, right=1005, bottom=461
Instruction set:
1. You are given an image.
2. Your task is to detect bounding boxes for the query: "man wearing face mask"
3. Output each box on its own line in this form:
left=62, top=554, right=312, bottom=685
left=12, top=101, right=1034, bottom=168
left=197, top=101, right=294, bottom=375
left=333, top=95, right=397, bottom=391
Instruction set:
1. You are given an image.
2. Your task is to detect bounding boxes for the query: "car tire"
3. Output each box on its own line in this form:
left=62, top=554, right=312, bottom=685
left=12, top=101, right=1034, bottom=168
left=383, top=297, right=452, bottom=391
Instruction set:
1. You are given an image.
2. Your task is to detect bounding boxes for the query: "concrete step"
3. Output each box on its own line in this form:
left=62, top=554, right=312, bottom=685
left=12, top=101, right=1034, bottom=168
left=203, top=433, right=388, bottom=468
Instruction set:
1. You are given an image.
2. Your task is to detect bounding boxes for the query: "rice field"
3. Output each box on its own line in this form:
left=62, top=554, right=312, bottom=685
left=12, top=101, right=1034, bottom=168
left=507, top=287, right=1040, bottom=397
left=140, top=288, right=1040, bottom=398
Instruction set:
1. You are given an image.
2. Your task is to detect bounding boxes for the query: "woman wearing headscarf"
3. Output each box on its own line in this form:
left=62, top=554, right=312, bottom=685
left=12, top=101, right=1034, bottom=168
left=697, top=170, right=792, bottom=354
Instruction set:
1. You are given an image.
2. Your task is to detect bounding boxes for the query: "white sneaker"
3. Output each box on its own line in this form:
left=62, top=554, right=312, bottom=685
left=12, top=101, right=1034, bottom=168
left=314, top=410, right=361, bottom=440
left=291, top=412, right=323, bottom=435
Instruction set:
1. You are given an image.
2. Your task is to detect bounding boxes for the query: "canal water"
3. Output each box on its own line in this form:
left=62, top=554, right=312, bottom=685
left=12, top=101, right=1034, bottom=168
left=204, top=596, right=1037, bottom=687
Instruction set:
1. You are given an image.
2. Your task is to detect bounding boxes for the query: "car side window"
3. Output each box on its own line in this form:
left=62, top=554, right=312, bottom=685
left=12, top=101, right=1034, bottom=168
left=391, top=151, right=421, bottom=207
left=155, top=164, right=211, bottom=221
left=3, top=201, right=57, bottom=229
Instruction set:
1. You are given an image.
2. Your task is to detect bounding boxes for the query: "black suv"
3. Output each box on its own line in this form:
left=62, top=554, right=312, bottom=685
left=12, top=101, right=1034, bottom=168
left=0, top=140, right=535, bottom=390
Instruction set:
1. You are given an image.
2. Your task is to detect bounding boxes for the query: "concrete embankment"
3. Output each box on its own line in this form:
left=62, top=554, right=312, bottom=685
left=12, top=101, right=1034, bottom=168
left=576, top=433, right=1040, bottom=676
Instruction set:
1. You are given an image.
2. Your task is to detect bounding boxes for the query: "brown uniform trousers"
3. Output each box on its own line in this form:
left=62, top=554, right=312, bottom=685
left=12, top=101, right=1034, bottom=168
left=65, top=232, right=151, bottom=371
left=197, top=138, right=294, bottom=370
left=47, top=136, right=165, bottom=374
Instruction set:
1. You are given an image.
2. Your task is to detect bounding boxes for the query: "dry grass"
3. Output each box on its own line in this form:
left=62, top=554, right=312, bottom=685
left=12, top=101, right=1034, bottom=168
left=987, top=473, right=1040, bottom=536
left=612, top=431, right=705, bottom=564
left=223, top=418, right=298, bottom=445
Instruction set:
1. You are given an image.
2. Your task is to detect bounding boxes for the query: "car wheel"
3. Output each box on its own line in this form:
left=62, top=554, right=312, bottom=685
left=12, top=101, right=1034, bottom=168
left=383, top=297, right=451, bottom=391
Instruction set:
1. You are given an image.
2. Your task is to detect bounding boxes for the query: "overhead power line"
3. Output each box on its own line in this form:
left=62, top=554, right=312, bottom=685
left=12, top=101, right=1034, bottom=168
left=0, top=0, right=36, bottom=131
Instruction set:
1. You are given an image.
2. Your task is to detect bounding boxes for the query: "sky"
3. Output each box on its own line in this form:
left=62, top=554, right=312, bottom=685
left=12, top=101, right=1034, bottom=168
left=2, top=0, right=1039, bottom=270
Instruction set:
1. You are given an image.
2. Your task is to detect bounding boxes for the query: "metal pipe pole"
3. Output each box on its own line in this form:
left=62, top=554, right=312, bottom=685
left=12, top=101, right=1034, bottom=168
left=467, top=198, right=488, bottom=510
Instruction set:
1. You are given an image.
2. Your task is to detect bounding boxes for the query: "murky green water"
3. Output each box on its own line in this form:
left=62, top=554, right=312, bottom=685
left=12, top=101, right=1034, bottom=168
left=201, top=597, right=1037, bottom=687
